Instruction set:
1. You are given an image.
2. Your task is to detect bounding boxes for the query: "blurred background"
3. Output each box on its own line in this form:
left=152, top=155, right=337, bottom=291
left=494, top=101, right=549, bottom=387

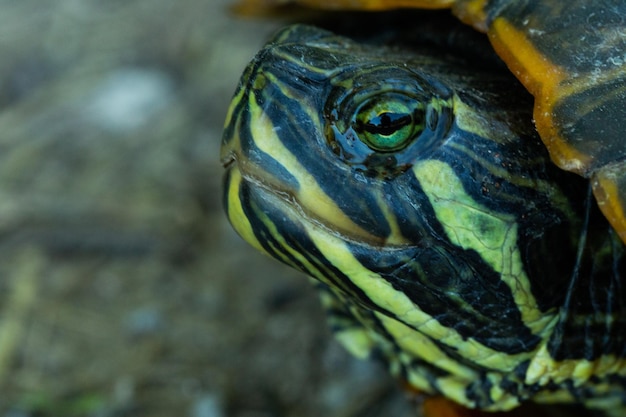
left=0, top=1, right=414, bottom=416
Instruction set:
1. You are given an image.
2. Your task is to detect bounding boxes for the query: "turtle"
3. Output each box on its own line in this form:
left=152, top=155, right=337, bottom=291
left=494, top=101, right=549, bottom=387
left=220, top=2, right=626, bottom=416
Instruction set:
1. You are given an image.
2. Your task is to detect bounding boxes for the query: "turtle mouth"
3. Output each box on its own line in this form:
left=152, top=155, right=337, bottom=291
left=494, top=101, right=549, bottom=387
left=223, top=152, right=315, bottom=226
left=222, top=154, right=320, bottom=248
left=222, top=150, right=390, bottom=248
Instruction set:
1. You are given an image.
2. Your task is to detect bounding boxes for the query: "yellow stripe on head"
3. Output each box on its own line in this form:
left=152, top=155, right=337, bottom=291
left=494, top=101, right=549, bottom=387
left=225, top=168, right=267, bottom=255
left=412, top=159, right=555, bottom=336
left=247, top=74, right=397, bottom=245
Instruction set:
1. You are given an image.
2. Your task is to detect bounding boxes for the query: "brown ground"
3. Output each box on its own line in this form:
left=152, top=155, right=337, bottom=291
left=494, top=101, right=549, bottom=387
left=0, top=1, right=416, bottom=416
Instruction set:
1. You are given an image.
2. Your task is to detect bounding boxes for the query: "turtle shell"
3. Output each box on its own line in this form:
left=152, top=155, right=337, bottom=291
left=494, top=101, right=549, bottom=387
left=234, top=0, right=626, bottom=244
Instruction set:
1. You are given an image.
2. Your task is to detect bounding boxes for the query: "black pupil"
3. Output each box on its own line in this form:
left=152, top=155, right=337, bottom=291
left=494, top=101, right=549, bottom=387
left=363, top=112, right=411, bottom=136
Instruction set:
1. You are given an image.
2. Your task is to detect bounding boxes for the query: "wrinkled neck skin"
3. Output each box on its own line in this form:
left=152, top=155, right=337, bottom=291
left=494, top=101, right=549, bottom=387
left=221, top=24, right=626, bottom=411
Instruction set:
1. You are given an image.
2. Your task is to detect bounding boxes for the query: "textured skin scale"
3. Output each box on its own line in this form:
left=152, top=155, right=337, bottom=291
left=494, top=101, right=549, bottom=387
left=234, top=0, right=626, bottom=245
left=221, top=23, right=626, bottom=415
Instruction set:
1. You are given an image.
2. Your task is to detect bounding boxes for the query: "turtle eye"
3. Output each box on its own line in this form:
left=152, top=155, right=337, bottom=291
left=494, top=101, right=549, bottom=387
left=324, top=70, right=454, bottom=175
left=353, top=96, right=424, bottom=152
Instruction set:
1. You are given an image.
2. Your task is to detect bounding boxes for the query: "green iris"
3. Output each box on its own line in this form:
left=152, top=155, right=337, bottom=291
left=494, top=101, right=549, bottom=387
left=354, top=96, right=424, bottom=152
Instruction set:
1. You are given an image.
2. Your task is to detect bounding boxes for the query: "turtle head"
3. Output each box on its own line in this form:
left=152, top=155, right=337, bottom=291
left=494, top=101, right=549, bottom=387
left=221, top=24, right=586, bottom=362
